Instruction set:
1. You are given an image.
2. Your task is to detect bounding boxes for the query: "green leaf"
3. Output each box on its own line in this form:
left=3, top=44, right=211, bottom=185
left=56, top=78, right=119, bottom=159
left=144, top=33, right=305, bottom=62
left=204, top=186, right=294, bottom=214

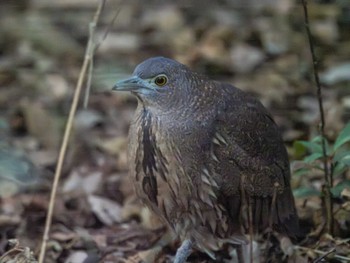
left=311, top=135, right=322, bottom=143
left=334, top=122, right=350, bottom=151
left=312, top=136, right=331, bottom=155
left=293, top=187, right=320, bottom=198
left=293, top=167, right=310, bottom=177
left=333, top=162, right=347, bottom=177
left=294, top=140, right=322, bottom=154
left=293, top=141, right=308, bottom=158
left=333, top=150, right=350, bottom=163
left=303, top=152, right=323, bottom=163
left=330, top=180, right=350, bottom=197
left=340, top=155, right=350, bottom=166
left=333, top=149, right=350, bottom=167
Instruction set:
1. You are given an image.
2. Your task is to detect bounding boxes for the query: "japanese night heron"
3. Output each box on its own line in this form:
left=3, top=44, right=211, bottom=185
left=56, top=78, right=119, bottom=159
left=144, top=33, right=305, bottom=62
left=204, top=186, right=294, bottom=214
left=112, top=57, right=299, bottom=262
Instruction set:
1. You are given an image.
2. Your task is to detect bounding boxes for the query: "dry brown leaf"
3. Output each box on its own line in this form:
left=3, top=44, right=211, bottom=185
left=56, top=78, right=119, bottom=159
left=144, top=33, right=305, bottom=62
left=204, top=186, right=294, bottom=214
left=63, top=169, right=102, bottom=196
left=20, top=100, right=60, bottom=149
left=87, top=195, right=123, bottom=226
left=96, top=136, right=128, bottom=156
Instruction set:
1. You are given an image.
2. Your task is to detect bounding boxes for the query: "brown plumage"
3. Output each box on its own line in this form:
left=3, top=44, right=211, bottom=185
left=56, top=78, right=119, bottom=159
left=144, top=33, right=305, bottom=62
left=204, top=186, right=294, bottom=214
left=113, top=57, right=299, bottom=262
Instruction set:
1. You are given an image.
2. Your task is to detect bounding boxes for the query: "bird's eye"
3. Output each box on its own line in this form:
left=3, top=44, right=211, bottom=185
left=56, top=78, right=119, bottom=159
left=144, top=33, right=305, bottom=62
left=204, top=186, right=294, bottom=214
left=154, top=75, right=168, bottom=87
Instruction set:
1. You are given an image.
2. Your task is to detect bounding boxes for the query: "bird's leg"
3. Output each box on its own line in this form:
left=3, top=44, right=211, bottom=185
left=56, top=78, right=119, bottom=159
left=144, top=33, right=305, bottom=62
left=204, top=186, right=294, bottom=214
left=174, top=239, right=192, bottom=263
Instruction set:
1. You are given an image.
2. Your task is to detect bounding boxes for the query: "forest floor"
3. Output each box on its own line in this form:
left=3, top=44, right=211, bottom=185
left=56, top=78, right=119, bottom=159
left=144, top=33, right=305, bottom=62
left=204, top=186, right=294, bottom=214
left=0, top=0, right=349, bottom=262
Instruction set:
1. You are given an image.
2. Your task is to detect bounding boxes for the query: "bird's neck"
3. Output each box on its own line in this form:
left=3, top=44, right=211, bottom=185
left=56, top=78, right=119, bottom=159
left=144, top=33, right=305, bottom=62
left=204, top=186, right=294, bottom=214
left=138, top=98, right=216, bottom=124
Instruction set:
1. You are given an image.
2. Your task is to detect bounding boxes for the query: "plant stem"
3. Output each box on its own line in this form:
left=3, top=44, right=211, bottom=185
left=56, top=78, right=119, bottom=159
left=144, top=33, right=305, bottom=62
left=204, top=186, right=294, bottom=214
left=37, top=1, right=105, bottom=262
left=301, top=0, right=333, bottom=235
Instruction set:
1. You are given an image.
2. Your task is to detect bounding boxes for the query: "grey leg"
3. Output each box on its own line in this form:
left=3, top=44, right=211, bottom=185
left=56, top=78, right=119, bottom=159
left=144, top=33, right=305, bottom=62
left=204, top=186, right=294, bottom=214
left=174, top=239, right=192, bottom=263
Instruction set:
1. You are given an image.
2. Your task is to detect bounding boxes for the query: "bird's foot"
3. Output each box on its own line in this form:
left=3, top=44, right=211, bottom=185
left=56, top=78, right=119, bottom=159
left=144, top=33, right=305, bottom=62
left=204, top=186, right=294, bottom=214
left=173, top=239, right=192, bottom=263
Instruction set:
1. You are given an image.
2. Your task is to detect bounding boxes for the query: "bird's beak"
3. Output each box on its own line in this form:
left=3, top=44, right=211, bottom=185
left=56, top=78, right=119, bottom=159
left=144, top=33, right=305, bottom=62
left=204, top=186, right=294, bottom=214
left=112, top=76, right=150, bottom=92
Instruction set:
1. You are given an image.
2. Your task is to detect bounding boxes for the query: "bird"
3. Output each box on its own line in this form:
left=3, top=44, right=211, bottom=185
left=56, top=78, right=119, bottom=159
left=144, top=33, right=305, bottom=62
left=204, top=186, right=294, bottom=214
left=112, top=57, right=299, bottom=263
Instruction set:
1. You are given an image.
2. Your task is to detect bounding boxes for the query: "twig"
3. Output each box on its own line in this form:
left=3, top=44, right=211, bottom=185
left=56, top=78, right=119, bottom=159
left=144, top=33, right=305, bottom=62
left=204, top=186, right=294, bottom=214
left=37, top=1, right=105, bottom=262
left=96, top=5, right=122, bottom=50
left=83, top=3, right=122, bottom=108
left=301, top=0, right=333, bottom=235
left=83, top=23, right=97, bottom=109
left=83, top=0, right=107, bottom=109
left=295, top=246, right=350, bottom=262
left=313, top=247, right=336, bottom=263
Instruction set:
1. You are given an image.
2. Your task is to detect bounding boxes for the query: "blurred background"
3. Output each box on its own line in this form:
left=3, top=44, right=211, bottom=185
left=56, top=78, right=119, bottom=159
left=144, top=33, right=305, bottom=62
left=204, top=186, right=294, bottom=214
left=0, top=0, right=349, bottom=262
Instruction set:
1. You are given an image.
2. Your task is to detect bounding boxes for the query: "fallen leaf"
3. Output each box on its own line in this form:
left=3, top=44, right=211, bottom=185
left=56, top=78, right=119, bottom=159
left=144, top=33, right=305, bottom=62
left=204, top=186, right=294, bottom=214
left=87, top=195, right=123, bottom=226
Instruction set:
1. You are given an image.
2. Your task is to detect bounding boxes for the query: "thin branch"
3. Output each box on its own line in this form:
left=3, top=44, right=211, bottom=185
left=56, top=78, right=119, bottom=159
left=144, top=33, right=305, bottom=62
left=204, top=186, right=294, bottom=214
left=295, top=246, right=350, bottom=262
left=313, top=247, right=336, bottom=263
left=83, top=18, right=96, bottom=109
left=84, top=54, right=94, bottom=108
left=84, top=4, right=122, bottom=108
left=37, top=1, right=105, bottom=262
left=96, top=5, right=122, bottom=50
left=301, top=0, right=333, bottom=235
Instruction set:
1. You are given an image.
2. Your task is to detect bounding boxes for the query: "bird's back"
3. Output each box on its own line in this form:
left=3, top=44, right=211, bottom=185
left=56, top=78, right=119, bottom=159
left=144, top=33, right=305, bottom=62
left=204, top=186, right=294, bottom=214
left=209, top=82, right=299, bottom=237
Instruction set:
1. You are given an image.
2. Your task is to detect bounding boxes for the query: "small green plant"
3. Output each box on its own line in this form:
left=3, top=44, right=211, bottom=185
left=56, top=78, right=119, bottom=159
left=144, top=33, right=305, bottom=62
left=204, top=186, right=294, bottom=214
left=293, top=122, right=350, bottom=198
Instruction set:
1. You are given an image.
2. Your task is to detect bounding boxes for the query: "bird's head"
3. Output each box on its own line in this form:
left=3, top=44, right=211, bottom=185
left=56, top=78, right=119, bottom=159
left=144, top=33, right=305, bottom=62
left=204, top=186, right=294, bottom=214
left=113, top=57, right=203, bottom=111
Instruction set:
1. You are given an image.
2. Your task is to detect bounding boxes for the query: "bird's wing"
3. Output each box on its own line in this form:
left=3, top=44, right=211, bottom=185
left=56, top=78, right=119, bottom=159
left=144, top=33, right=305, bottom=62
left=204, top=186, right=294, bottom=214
left=211, top=83, right=299, bottom=237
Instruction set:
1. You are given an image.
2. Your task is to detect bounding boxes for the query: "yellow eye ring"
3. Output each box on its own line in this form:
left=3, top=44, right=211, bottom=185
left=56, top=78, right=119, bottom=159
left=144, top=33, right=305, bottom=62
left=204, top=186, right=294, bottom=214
left=154, top=75, right=168, bottom=87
